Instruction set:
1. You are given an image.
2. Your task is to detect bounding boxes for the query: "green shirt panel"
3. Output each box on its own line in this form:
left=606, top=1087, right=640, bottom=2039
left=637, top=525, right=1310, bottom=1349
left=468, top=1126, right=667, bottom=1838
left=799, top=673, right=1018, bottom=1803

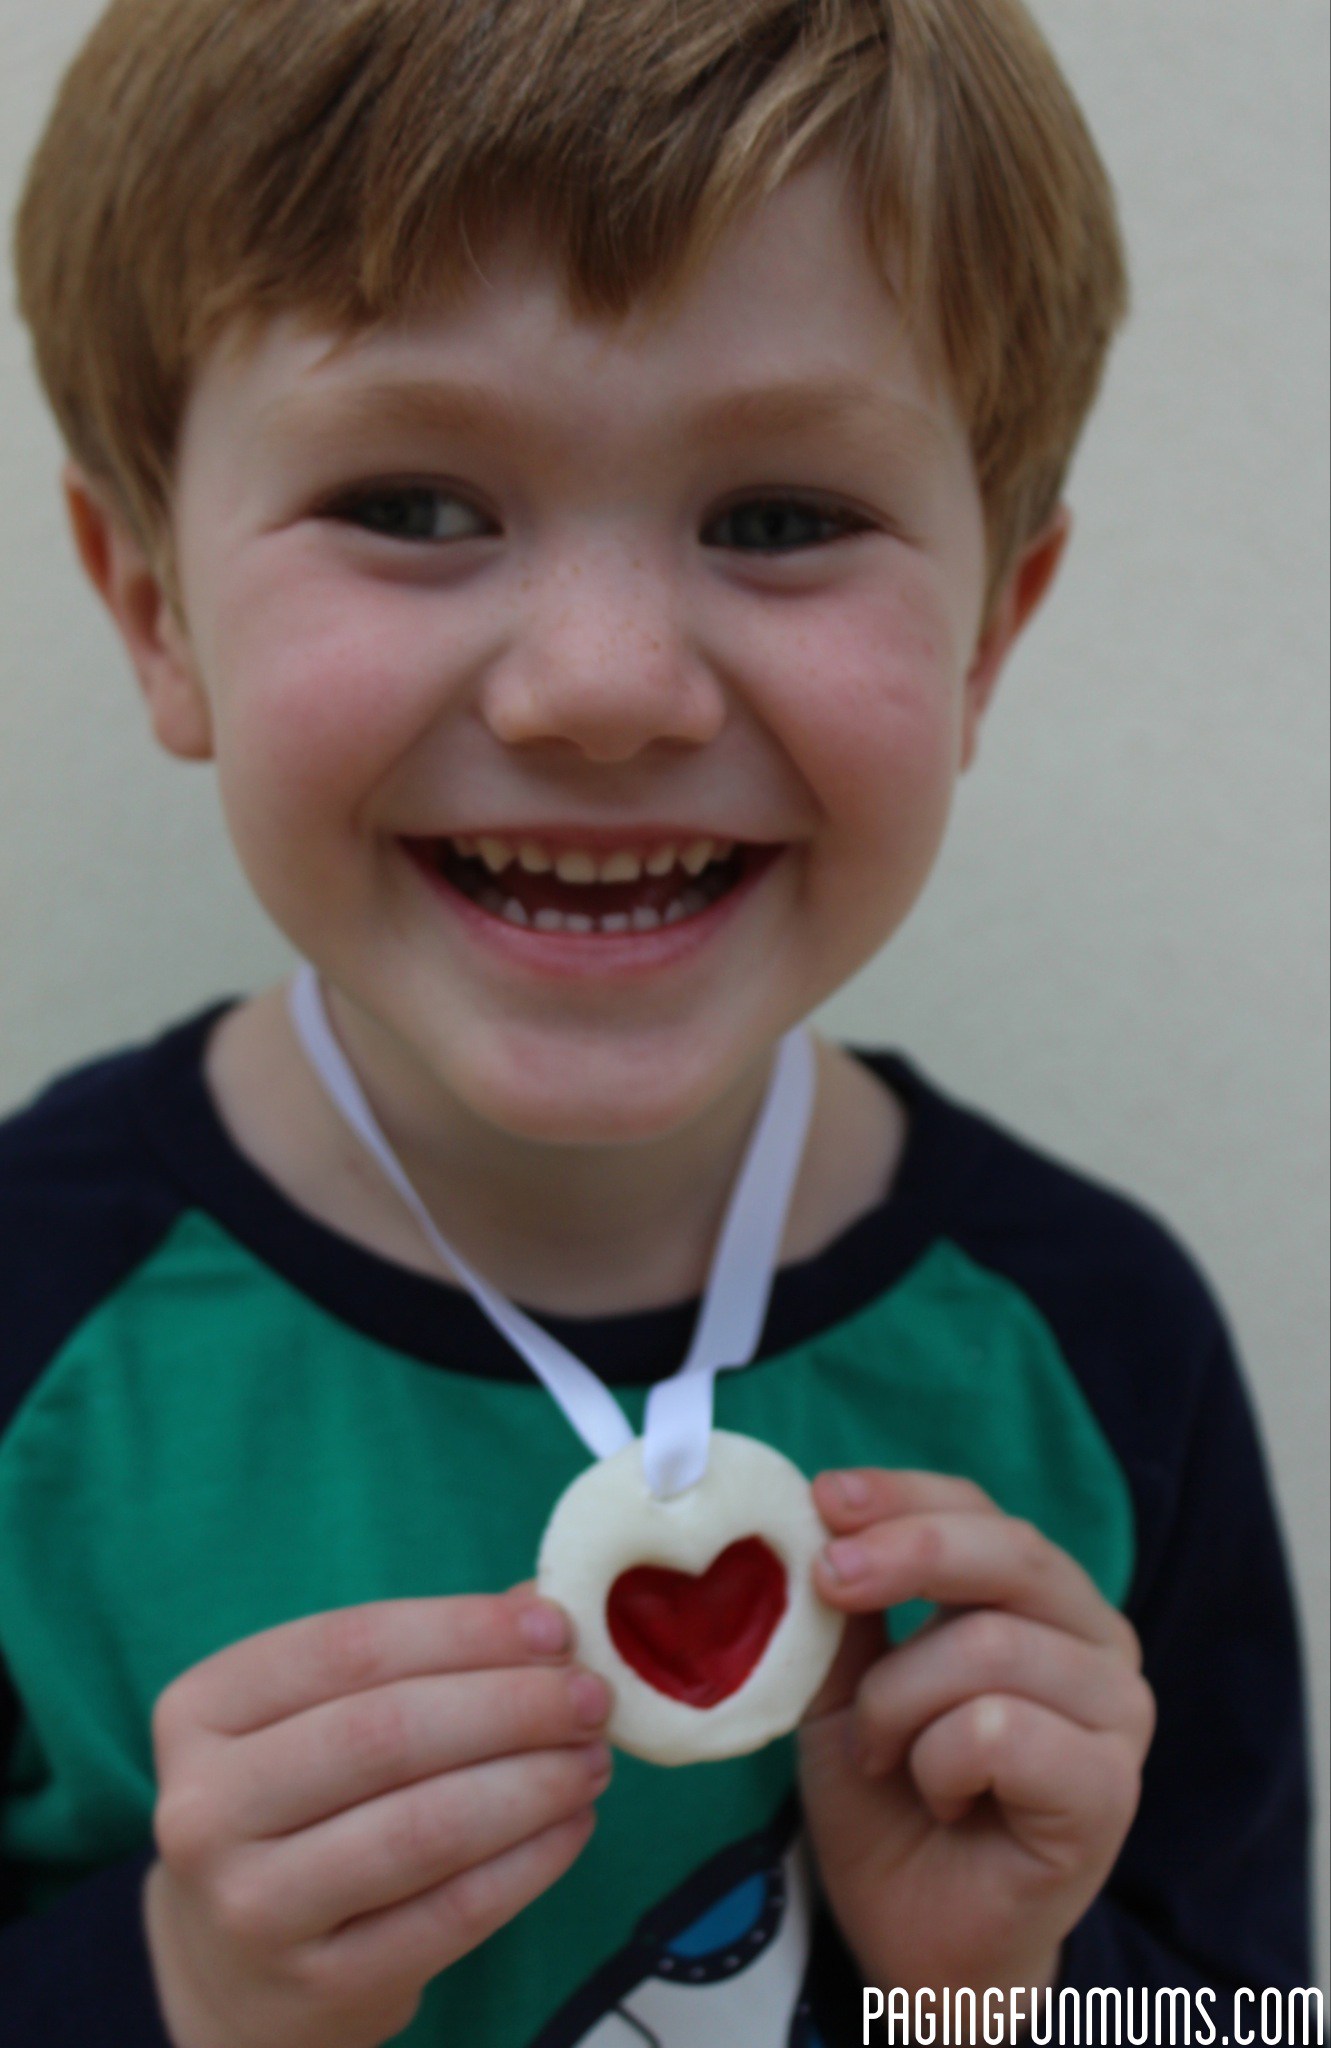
left=0, top=1211, right=1133, bottom=2046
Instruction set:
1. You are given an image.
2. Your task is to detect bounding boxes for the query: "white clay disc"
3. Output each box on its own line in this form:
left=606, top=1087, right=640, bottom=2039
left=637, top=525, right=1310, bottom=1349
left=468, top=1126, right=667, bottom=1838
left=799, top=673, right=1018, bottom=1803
left=537, top=1430, right=844, bottom=1766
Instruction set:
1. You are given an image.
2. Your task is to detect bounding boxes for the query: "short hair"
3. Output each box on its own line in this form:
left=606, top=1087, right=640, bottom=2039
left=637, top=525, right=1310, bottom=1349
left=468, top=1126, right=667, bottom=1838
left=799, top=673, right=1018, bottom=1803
left=14, top=0, right=1127, bottom=604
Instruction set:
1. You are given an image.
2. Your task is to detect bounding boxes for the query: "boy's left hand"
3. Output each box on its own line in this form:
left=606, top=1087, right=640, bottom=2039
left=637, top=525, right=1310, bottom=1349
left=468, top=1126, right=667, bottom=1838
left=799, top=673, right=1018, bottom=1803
left=799, top=1470, right=1155, bottom=2001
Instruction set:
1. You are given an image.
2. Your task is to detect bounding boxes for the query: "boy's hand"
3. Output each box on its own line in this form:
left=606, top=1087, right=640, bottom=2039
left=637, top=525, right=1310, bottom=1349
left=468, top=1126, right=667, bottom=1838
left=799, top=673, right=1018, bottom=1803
left=799, top=1471, right=1154, bottom=2000
left=144, top=1590, right=611, bottom=2048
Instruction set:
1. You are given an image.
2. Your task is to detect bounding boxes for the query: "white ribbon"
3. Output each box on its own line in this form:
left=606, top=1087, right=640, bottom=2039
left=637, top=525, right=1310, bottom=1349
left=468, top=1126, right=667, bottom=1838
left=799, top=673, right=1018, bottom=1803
left=287, top=964, right=816, bottom=1498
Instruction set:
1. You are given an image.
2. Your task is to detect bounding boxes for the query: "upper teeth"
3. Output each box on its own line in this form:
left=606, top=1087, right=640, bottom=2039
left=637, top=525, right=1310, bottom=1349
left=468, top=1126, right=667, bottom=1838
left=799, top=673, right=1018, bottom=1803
left=455, top=836, right=732, bottom=882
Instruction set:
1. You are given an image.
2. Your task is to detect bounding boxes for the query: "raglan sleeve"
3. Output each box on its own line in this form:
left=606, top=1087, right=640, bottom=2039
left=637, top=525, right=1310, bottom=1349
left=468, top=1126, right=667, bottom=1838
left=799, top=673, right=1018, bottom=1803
left=0, top=1051, right=185, bottom=2047
left=1057, top=1305, right=1314, bottom=2016
left=0, top=1665, right=173, bottom=2048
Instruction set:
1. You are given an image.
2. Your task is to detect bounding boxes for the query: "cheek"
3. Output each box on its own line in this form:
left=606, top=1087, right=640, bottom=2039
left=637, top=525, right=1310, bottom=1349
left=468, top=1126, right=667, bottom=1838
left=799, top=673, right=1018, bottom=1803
left=196, top=555, right=446, bottom=852
left=738, top=580, right=967, bottom=848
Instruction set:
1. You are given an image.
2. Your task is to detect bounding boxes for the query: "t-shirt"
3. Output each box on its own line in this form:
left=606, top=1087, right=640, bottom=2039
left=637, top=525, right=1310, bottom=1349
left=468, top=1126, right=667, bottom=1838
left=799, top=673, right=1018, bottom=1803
left=0, top=1008, right=1312, bottom=2046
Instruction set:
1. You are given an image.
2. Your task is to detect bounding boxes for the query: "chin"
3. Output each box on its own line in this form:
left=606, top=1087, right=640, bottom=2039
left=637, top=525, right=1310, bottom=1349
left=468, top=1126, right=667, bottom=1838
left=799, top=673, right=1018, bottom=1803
left=443, top=1019, right=770, bottom=1151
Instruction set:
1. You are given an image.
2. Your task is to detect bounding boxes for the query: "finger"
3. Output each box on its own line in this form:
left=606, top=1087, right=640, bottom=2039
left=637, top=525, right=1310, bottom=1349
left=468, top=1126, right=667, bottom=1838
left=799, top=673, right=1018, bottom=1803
left=908, top=1695, right=1144, bottom=1860
left=316, top=1807, right=597, bottom=1997
left=853, top=1611, right=1156, bottom=1777
left=813, top=1468, right=1001, bottom=1535
left=815, top=1511, right=1136, bottom=1655
left=230, top=1665, right=612, bottom=1837
left=227, top=1742, right=613, bottom=1940
left=155, top=1591, right=573, bottom=1745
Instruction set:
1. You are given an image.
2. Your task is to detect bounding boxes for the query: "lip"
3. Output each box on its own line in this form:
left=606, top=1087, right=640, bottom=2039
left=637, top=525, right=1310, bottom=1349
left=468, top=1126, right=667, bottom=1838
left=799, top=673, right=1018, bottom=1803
left=403, top=837, right=784, bottom=981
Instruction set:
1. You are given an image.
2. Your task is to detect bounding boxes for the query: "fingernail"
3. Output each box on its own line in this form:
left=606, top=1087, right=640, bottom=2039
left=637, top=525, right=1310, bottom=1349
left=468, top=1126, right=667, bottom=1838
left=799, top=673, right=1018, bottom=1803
left=975, top=1697, right=1008, bottom=1744
left=824, top=1539, right=869, bottom=1584
left=583, top=1741, right=613, bottom=1783
left=518, top=1602, right=571, bottom=1656
left=569, top=1670, right=611, bottom=1727
left=833, top=1471, right=872, bottom=1510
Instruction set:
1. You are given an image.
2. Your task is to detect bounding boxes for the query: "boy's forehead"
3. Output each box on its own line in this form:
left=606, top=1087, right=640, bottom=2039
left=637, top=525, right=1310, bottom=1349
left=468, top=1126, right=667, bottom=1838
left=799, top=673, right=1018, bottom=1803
left=192, top=165, right=964, bottom=465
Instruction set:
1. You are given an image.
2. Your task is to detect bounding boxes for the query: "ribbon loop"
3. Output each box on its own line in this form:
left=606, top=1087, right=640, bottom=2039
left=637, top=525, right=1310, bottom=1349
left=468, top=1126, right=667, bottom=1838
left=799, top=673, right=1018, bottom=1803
left=288, top=965, right=816, bottom=1497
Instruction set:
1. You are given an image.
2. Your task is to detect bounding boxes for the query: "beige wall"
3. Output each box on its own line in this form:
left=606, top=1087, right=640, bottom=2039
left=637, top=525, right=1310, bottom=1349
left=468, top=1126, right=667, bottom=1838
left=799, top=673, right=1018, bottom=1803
left=2, top=0, right=1327, bottom=1980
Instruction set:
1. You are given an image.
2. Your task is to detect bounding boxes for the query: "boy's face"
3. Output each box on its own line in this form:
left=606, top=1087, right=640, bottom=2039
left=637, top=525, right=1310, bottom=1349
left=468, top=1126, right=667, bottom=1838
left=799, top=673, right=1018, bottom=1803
left=104, top=162, right=1056, bottom=1145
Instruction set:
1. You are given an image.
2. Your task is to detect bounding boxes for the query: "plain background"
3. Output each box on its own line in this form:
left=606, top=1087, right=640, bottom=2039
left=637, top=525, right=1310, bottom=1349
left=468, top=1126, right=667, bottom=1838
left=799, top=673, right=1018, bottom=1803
left=1, top=0, right=1327, bottom=1987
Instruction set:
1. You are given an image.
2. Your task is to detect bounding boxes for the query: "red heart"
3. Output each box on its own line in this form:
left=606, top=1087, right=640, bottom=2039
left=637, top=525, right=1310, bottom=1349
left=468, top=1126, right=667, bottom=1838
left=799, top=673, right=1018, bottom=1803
left=606, top=1537, right=788, bottom=1709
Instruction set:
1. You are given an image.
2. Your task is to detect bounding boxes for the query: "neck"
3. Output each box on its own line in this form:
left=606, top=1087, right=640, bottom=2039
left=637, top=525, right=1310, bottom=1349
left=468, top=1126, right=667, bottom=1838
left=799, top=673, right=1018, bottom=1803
left=328, top=982, right=777, bottom=1313
left=205, top=983, right=904, bottom=1319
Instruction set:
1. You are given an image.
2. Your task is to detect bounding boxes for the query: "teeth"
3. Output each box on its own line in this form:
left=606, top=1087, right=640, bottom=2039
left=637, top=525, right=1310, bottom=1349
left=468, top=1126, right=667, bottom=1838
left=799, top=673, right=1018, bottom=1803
left=477, top=836, right=515, bottom=874
left=665, top=890, right=707, bottom=926
left=486, top=896, right=713, bottom=935
left=554, top=850, right=599, bottom=885
left=456, top=835, right=735, bottom=880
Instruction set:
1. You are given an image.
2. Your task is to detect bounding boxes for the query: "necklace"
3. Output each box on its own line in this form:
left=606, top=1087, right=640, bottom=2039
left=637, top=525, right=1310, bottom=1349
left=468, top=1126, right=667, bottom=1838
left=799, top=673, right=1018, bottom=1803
left=287, top=964, right=844, bottom=1762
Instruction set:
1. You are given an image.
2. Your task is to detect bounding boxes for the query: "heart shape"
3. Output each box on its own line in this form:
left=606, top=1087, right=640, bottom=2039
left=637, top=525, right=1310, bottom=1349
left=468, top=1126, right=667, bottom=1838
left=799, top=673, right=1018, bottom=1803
left=539, top=1433, right=843, bottom=1763
left=606, top=1537, right=788, bottom=1708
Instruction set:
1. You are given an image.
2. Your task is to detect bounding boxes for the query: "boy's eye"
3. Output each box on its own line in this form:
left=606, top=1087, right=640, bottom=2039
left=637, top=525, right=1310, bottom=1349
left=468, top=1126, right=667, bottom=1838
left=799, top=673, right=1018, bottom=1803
left=702, top=498, right=870, bottom=553
left=330, top=487, right=495, bottom=543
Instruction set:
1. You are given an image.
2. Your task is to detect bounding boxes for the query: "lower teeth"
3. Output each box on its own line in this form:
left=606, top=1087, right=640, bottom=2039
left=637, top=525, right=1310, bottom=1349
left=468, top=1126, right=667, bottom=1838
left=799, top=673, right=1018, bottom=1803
left=478, top=887, right=708, bottom=934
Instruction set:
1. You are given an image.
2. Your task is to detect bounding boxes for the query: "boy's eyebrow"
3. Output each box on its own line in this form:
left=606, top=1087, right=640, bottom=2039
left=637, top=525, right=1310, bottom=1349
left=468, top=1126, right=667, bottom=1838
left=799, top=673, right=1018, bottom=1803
left=686, top=379, right=950, bottom=456
left=254, top=379, right=524, bottom=450
left=254, top=374, right=948, bottom=460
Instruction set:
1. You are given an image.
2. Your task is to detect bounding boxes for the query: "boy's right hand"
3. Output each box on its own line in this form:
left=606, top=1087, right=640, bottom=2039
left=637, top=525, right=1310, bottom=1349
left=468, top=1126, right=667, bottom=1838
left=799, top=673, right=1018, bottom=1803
left=143, top=1590, right=612, bottom=2048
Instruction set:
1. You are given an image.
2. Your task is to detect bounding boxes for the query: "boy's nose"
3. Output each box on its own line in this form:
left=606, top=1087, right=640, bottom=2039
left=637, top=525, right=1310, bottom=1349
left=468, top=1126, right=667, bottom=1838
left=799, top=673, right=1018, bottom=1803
left=478, top=546, right=727, bottom=763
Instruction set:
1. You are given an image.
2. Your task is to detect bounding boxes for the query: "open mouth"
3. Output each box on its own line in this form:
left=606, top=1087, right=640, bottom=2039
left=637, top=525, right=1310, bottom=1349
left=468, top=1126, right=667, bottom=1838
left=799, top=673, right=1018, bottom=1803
left=408, top=834, right=771, bottom=936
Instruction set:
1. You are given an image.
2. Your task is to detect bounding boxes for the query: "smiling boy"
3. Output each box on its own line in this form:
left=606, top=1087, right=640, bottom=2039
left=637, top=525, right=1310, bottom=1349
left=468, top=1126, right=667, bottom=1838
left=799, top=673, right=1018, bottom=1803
left=0, top=2, right=1312, bottom=2045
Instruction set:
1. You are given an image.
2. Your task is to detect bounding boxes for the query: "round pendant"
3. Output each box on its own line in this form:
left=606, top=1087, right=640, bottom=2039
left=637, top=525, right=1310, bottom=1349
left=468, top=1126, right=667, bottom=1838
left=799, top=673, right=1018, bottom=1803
left=537, top=1431, right=844, bottom=1766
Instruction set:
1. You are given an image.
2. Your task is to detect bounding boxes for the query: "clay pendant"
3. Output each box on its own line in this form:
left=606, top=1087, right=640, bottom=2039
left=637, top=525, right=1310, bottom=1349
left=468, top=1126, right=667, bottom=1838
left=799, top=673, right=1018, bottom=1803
left=537, top=1431, right=844, bottom=1765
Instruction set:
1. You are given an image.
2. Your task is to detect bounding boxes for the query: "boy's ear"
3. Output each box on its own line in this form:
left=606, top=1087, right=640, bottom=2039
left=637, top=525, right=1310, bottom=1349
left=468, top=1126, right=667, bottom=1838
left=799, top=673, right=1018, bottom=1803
left=960, top=505, right=1071, bottom=771
left=62, top=464, right=214, bottom=762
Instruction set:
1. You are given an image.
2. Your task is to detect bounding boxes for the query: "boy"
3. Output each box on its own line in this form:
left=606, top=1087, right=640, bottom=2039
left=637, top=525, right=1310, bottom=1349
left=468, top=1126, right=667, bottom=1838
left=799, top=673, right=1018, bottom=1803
left=0, top=0, right=1312, bottom=2043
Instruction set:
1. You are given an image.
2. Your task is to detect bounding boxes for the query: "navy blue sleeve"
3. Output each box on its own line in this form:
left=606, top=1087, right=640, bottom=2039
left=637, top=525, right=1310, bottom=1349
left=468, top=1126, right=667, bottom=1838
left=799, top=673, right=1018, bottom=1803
left=0, top=1842, right=172, bottom=2048
left=3, top=1657, right=168, bottom=2046
left=0, top=1042, right=192, bottom=2046
left=1060, top=1315, right=1313, bottom=2003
